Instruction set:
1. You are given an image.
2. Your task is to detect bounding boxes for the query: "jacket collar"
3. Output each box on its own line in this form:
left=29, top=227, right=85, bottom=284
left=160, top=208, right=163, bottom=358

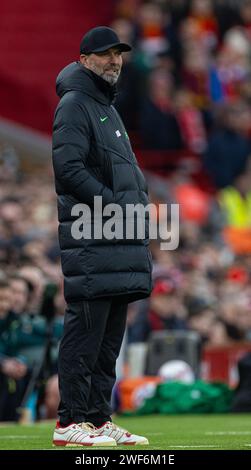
left=56, top=61, right=117, bottom=106
left=82, top=65, right=118, bottom=105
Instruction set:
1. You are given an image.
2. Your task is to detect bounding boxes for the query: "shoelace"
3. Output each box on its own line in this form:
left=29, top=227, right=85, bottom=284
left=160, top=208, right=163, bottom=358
left=79, top=421, right=131, bottom=438
left=105, top=422, right=131, bottom=437
left=79, top=422, right=99, bottom=435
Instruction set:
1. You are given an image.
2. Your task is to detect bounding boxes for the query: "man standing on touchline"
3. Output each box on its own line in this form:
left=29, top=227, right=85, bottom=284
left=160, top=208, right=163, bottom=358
left=52, top=26, right=152, bottom=447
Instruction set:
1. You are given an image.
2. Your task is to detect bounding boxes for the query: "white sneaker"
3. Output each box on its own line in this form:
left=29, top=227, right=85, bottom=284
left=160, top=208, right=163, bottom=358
left=90, top=421, right=149, bottom=445
left=53, top=421, right=117, bottom=447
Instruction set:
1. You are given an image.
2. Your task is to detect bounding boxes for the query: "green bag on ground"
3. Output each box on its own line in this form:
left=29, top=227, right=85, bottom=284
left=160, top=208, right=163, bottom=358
left=135, top=380, right=233, bottom=415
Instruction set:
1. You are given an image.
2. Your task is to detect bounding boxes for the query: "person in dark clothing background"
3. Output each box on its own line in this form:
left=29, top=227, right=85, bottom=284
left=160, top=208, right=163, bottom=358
left=203, top=100, right=251, bottom=189
left=140, top=67, right=183, bottom=150
left=0, top=277, right=29, bottom=421
left=52, top=26, right=152, bottom=447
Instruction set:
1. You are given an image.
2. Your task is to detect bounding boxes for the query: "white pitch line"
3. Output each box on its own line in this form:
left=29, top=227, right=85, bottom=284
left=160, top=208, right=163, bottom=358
left=0, top=436, right=40, bottom=439
left=166, top=445, right=221, bottom=448
left=206, top=431, right=251, bottom=436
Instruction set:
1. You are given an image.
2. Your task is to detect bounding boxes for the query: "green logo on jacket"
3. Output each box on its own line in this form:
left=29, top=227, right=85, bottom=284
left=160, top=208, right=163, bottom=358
left=100, top=116, right=108, bottom=122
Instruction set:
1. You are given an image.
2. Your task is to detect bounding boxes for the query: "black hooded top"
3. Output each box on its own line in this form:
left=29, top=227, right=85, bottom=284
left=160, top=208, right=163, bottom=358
left=52, top=62, right=152, bottom=303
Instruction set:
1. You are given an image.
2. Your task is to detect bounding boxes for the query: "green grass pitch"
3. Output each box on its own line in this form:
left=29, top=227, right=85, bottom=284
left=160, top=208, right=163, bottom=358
left=0, top=414, right=251, bottom=450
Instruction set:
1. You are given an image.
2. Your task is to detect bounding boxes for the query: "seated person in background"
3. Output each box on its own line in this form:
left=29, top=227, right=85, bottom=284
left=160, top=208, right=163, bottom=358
left=0, top=276, right=29, bottom=421
left=9, top=274, right=30, bottom=315
left=139, top=68, right=183, bottom=150
left=203, top=101, right=251, bottom=189
left=219, top=163, right=251, bottom=254
left=206, top=317, right=235, bottom=347
left=186, top=297, right=217, bottom=344
left=127, top=278, right=187, bottom=343
left=147, top=278, right=187, bottom=333
left=0, top=273, right=64, bottom=421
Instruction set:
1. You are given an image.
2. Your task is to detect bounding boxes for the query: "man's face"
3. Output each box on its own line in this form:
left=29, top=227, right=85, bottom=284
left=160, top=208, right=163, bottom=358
left=80, top=47, right=123, bottom=85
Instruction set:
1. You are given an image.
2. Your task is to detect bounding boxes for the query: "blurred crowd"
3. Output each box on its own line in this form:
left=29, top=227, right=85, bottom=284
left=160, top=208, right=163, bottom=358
left=111, top=0, right=251, bottom=348
left=0, top=165, right=65, bottom=421
left=113, top=0, right=251, bottom=160
left=1, top=0, right=251, bottom=422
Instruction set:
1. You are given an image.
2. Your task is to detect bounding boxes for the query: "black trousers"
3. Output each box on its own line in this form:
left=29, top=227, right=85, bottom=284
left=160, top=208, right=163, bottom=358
left=58, top=297, right=128, bottom=426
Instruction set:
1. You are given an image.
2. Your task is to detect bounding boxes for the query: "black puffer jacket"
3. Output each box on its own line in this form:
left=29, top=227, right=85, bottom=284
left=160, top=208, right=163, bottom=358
left=52, top=62, right=152, bottom=303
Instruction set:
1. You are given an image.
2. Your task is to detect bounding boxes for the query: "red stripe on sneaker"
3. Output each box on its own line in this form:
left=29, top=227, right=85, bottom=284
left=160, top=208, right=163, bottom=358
left=53, top=440, right=68, bottom=446
left=53, top=440, right=93, bottom=447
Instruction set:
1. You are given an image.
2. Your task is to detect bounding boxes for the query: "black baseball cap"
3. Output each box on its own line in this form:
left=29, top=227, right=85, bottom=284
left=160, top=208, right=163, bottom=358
left=80, top=26, right=132, bottom=54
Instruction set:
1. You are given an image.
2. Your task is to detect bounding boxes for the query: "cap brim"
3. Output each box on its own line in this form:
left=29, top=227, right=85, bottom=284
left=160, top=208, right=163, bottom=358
left=89, top=42, right=132, bottom=53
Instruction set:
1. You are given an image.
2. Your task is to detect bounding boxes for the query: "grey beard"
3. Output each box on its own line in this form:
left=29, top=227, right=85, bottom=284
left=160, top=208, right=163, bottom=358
left=89, top=63, right=120, bottom=85
left=100, top=72, right=119, bottom=85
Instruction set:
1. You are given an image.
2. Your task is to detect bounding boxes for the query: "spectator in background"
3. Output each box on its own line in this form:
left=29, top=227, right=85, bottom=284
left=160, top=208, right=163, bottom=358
left=0, top=270, right=64, bottom=421
left=0, top=197, right=28, bottom=263
left=140, top=67, right=183, bottom=149
left=111, top=18, right=143, bottom=130
left=0, top=277, right=29, bottom=421
left=206, top=317, right=234, bottom=346
left=9, top=275, right=30, bottom=315
left=175, top=88, right=207, bottom=154
left=18, top=266, right=45, bottom=314
left=134, top=1, right=180, bottom=68
left=215, top=0, right=240, bottom=38
left=219, top=163, right=251, bottom=230
left=187, top=0, right=219, bottom=52
left=127, top=276, right=187, bottom=344
left=179, top=0, right=218, bottom=107
left=239, top=0, right=251, bottom=40
left=180, top=43, right=210, bottom=107
left=127, top=299, right=150, bottom=343
left=203, top=100, right=251, bottom=188
left=217, top=156, right=251, bottom=255
left=147, top=278, right=187, bottom=334
left=220, top=295, right=251, bottom=342
left=209, top=28, right=251, bottom=103
left=186, top=296, right=217, bottom=344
